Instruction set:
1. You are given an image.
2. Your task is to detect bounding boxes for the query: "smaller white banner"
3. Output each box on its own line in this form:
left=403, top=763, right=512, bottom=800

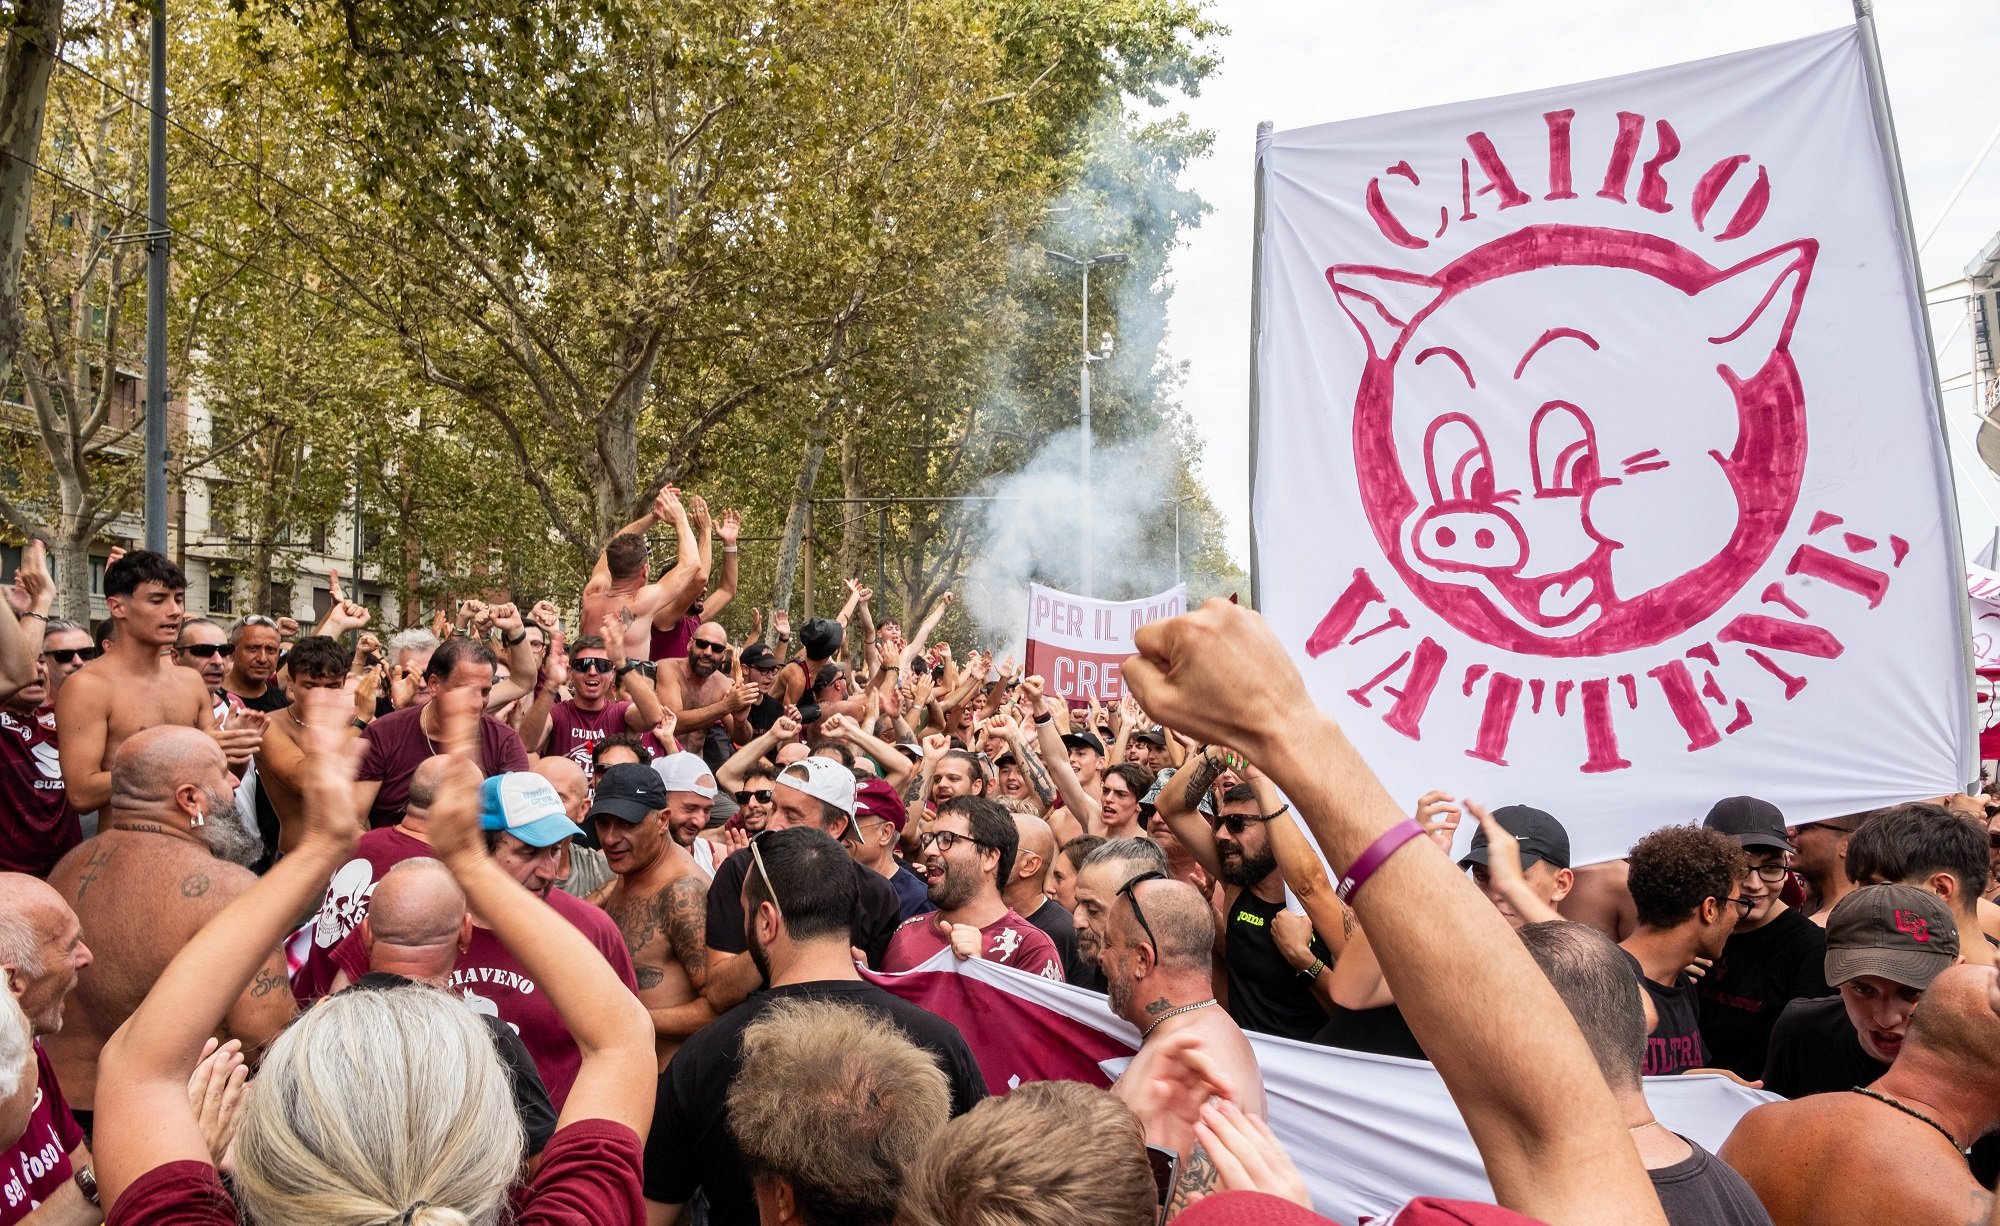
left=1971, top=564, right=2000, bottom=670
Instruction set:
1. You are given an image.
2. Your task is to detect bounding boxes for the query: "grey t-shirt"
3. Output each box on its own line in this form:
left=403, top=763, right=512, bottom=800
left=1651, top=1138, right=1773, bottom=1226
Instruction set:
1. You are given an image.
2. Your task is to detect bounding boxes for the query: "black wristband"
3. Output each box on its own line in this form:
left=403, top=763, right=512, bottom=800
left=501, top=629, right=527, bottom=646
left=1033, top=711, right=1053, bottom=726
left=616, top=662, right=641, bottom=678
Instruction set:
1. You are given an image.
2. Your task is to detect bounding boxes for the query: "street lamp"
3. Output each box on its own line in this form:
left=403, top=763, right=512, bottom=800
left=1044, top=249, right=1127, bottom=596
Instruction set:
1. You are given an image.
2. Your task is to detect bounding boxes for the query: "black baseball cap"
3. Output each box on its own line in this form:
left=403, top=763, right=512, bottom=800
left=1824, top=883, right=1958, bottom=988
left=740, top=642, right=779, bottom=671
left=1703, top=795, right=1792, bottom=852
left=1459, top=805, right=1571, bottom=871
left=588, top=763, right=667, bottom=824
left=1134, top=728, right=1168, bottom=747
left=1061, top=729, right=1105, bottom=755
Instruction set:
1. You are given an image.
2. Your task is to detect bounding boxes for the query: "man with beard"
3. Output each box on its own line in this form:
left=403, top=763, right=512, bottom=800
left=881, top=797, right=1060, bottom=978
left=643, top=826, right=985, bottom=1226
left=517, top=630, right=664, bottom=772
left=1070, top=837, right=1169, bottom=994
left=1102, top=874, right=1266, bottom=1181
left=56, top=552, right=256, bottom=817
left=43, top=726, right=293, bottom=1122
left=1157, top=758, right=1334, bottom=1041
left=655, top=622, right=757, bottom=767
left=585, top=763, right=713, bottom=1069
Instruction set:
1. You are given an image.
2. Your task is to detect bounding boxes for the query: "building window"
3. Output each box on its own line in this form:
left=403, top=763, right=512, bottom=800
left=209, top=571, right=236, bottom=615
left=0, top=544, right=17, bottom=585
left=265, top=582, right=291, bottom=618
left=89, top=555, right=108, bottom=597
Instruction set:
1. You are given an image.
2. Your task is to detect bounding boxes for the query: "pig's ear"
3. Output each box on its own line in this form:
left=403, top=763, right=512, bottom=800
left=1698, top=240, right=1817, bottom=375
left=1326, top=265, right=1442, bottom=361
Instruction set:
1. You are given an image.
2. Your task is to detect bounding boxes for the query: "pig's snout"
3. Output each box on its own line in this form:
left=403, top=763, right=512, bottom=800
left=1412, top=503, right=1525, bottom=575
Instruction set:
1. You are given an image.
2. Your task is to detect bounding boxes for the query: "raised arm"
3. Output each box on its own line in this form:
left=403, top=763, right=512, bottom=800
left=1021, top=675, right=1102, bottom=831
left=704, top=508, right=741, bottom=621
left=899, top=592, right=953, bottom=669
left=484, top=603, right=541, bottom=710
left=515, top=634, right=567, bottom=755
left=821, top=713, right=914, bottom=793
left=428, top=688, right=655, bottom=1134
left=601, top=618, right=664, bottom=732
left=1157, top=746, right=1229, bottom=879
left=716, top=714, right=799, bottom=794
left=92, top=685, right=364, bottom=1205
left=0, top=540, right=52, bottom=702
left=1124, top=601, right=1664, bottom=1226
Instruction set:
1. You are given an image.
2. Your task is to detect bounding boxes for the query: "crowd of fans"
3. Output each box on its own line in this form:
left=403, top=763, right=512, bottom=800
left=0, top=486, right=1998, bottom=1225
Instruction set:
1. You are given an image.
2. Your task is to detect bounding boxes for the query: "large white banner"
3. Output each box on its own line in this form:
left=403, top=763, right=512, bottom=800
left=1251, top=27, right=1971, bottom=865
left=1024, top=582, right=1187, bottom=702
left=871, top=952, right=1772, bottom=1223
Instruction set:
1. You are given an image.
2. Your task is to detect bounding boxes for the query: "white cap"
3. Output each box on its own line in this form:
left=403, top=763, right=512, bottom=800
left=652, top=751, right=718, bottom=799
left=776, top=755, right=856, bottom=817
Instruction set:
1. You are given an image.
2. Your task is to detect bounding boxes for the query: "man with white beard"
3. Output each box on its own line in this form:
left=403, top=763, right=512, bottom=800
left=42, top=725, right=294, bottom=1122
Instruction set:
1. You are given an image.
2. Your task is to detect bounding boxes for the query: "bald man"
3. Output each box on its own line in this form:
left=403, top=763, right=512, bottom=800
left=654, top=622, right=757, bottom=765
left=1105, top=877, right=1266, bottom=1172
left=537, top=756, right=611, bottom=898
left=0, top=873, right=95, bottom=1215
left=352, top=859, right=555, bottom=1156
left=43, top=727, right=296, bottom=1117
left=1721, top=963, right=2000, bottom=1225
left=1005, top=811, right=1086, bottom=985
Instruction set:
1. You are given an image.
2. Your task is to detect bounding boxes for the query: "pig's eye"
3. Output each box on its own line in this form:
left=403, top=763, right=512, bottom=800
left=1423, top=413, right=1496, bottom=504
left=1530, top=402, right=1598, bottom=497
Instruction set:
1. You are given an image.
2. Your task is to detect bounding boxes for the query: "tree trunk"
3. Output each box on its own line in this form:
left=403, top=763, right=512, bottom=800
left=51, top=525, right=91, bottom=624
left=0, top=2, right=62, bottom=403
left=770, top=404, right=834, bottom=616
left=837, top=429, right=864, bottom=589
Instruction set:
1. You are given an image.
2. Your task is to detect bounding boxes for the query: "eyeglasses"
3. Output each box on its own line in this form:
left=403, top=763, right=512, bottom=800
left=918, top=829, right=991, bottom=855
left=177, top=643, right=234, bottom=659
left=42, top=647, right=100, bottom=665
left=1793, top=821, right=1855, bottom=837
left=1746, top=863, right=1791, bottom=883
left=1118, top=870, right=1168, bottom=951
left=750, top=831, right=785, bottom=926
left=735, top=789, right=775, bottom=805
left=572, top=658, right=614, bottom=674
left=1724, top=896, right=1755, bottom=919
left=691, top=640, right=728, bottom=653
left=1210, top=811, right=1269, bottom=836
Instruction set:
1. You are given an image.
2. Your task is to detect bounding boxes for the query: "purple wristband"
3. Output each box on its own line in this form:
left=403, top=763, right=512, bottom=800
left=1335, top=818, right=1427, bottom=904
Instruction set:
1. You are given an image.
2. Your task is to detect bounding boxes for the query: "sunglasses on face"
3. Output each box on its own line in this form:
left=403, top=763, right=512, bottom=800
left=735, top=789, right=775, bottom=805
left=691, top=640, right=728, bottom=653
left=572, top=658, right=615, bottom=674
left=1210, top=811, right=1268, bottom=836
left=43, top=647, right=101, bottom=665
left=177, top=643, right=234, bottom=659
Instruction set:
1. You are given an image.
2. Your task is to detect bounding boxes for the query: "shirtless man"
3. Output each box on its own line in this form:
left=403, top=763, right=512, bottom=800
left=580, top=486, right=705, bottom=663
left=1103, top=874, right=1266, bottom=1192
left=1722, top=963, right=2000, bottom=1225
left=55, top=552, right=260, bottom=816
left=654, top=622, right=756, bottom=761
left=43, top=725, right=294, bottom=1115
left=585, top=762, right=712, bottom=1068
left=255, top=636, right=372, bottom=855
left=646, top=502, right=741, bottom=661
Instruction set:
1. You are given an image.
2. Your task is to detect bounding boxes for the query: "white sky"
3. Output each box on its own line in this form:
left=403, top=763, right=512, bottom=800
left=1161, top=0, right=2000, bottom=567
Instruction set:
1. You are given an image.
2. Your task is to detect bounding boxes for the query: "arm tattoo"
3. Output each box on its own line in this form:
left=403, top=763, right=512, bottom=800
left=663, top=875, right=709, bottom=990
left=902, top=766, right=928, bottom=809
left=249, top=966, right=287, bottom=998
left=1342, top=905, right=1357, bottom=940
left=1020, top=750, right=1057, bottom=807
left=1167, top=1141, right=1219, bottom=1218
left=1181, top=755, right=1226, bottom=811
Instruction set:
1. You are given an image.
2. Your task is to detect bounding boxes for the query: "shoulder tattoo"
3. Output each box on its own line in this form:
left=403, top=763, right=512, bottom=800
left=180, top=873, right=211, bottom=898
left=662, top=874, right=709, bottom=988
left=1167, top=1141, right=1219, bottom=1218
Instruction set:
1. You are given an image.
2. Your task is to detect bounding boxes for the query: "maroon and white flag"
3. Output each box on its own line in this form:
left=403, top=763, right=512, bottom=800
left=1024, top=582, right=1186, bottom=703
left=1251, top=27, right=1971, bottom=864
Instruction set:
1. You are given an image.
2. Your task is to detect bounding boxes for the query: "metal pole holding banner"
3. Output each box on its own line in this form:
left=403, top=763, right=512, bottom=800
left=1080, top=261, right=1092, bottom=596
left=1851, top=0, right=1979, bottom=783
left=1246, top=121, right=1273, bottom=611
left=142, top=0, right=169, bottom=553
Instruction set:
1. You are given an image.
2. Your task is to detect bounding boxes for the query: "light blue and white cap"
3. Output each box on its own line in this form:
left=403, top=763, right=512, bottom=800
left=479, top=772, right=585, bottom=848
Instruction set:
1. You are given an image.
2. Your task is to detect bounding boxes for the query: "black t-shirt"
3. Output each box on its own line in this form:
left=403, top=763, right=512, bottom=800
left=642, top=979, right=987, bottom=1224
left=1223, top=889, right=1330, bottom=1041
left=1760, top=995, right=1886, bottom=1099
left=235, top=684, right=290, bottom=714
left=1312, top=1002, right=1427, bottom=1061
left=705, top=846, right=901, bottom=969
left=1651, top=1138, right=1774, bottom=1226
left=1698, top=907, right=1831, bottom=1079
left=352, top=972, right=556, bottom=1155
left=1025, top=896, right=1087, bottom=986
left=1622, top=950, right=1708, bottom=1075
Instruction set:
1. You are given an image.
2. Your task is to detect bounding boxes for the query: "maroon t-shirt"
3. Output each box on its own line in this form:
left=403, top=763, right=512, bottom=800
left=358, top=705, right=529, bottom=828
left=330, top=889, right=637, bottom=1110
left=649, top=613, right=698, bottom=662
left=0, top=709, right=77, bottom=877
left=547, top=699, right=636, bottom=771
left=107, top=1118, right=643, bottom=1226
left=881, top=908, right=1064, bottom=980
left=291, top=825, right=435, bottom=1005
left=0, top=1043, right=83, bottom=1223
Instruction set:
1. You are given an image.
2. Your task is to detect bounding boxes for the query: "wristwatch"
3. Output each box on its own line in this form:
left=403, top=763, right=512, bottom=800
left=615, top=662, right=642, bottom=679
left=74, top=1163, right=99, bottom=1207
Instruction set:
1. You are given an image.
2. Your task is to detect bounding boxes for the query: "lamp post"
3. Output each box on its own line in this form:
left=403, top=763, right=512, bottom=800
left=1044, top=249, right=1127, bottom=596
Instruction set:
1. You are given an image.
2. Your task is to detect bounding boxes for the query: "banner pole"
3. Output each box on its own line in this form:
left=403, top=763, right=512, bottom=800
left=1247, top=121, right=1274, bottom=610
left=1851, top=0, right=1980, bottom=784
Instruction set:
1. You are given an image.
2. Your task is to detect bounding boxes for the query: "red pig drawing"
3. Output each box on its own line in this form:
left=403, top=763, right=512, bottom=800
left=1327, top=224, right=1815, bottom=658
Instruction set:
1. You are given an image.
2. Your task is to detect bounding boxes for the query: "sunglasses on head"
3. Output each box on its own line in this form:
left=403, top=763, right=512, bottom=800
left=735, top=789, right=774, bottom=805
left=178, top=643, right=234, bottom=659
left=43, top=646, right=101, bottom=665
left=572, top=658, right=615, bottom=674
left=1118, top=870, right=1169, bottom=951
